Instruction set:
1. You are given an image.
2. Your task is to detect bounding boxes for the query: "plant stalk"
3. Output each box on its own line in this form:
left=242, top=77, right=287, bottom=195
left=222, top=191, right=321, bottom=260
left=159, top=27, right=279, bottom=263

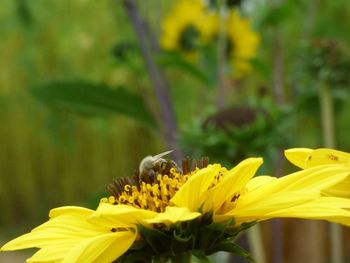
left=216, top=0, right=229, bottom=109
left=121, top=0, right=182, bottom=162
left=319, top=82, right=342, bottom=263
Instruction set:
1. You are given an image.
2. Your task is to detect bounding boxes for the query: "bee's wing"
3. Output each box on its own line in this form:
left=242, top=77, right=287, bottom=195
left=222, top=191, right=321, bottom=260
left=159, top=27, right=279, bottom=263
left=153, top=150, right=173, bottom=160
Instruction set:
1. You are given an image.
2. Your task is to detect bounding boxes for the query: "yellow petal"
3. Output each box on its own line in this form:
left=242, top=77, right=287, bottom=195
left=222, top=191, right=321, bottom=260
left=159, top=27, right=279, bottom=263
left=1, top=208, right=99, bottom=251
left=90, top=204, right=157, bottom=227
left=48, top=206, right=94, bottom=218
left=62, top=231, right=136, bottom=263
left=143, top=206, right=201, bottom=225
left=306, top=148, right=350, bottom=167
left=222, top=195, right=350, bottom=226
left=322, top=175, right=350, bottom=198
left=277, top=166, right=349, bottom=192
left=285, top=148, right=350, bottom=168
left=170, top=164, right=221, bottom=211
left=238, top=165, right=350, bottom=207
left=201, top=158, right=263, bottom=213
left=245, top=175, right=276, bottom=192
left=216, top=191, right=318, bottom=223
left=1, top=231, right=79, bottom=252
left=27, top=243, right=77, bottom=262
left=284, top=148, right=313, bottom=168
left=262, top=197, right=350, bottom=226
left=1, top=206, right=136, bottom=262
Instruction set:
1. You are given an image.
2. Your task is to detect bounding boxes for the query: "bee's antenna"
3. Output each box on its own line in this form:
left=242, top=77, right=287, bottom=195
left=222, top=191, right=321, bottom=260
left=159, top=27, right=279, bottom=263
left=153, top=150, right=173, bottom=160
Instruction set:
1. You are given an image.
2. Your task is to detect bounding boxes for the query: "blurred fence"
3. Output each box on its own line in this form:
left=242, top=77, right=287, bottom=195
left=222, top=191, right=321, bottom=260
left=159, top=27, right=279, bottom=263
left=0, top=97, right=161, bottom=226
left=0, top=0, right=164, bottom=226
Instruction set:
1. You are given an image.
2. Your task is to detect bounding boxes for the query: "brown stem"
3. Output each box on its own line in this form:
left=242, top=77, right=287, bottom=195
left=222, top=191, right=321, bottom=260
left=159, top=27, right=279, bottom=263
left=121, top=0, right=182, bottom=161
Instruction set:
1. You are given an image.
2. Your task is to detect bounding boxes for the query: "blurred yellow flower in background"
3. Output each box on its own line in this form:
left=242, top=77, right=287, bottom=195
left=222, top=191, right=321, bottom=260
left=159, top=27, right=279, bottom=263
left=225, top=10, right=260, bottom=78
left=160, top=0, right=217, bottom=55
left=161, top=1, right=260, bottom=78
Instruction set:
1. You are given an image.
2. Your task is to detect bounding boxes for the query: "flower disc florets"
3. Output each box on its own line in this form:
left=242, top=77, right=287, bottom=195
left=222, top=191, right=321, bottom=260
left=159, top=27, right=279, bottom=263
left=104, top=157, right=210, bottom=212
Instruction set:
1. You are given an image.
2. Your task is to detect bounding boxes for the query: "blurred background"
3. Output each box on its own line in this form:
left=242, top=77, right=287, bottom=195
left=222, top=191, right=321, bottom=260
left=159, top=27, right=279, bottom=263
left=1, top=0, right=350, bottom=262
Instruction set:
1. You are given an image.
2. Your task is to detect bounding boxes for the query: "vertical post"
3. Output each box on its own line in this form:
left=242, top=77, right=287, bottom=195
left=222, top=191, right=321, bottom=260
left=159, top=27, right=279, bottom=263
left=319, top=83, right=342, bottom=263
left=247, top=225, right=266, bottom=263
left=216, top=0, right=229, bottom=109
left=270, top=1, right=284, bottom=262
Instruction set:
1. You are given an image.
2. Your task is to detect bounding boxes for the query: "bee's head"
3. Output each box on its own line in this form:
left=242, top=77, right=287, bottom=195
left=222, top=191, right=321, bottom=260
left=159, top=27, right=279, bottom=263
left=139, top=150, right=173, bottom=174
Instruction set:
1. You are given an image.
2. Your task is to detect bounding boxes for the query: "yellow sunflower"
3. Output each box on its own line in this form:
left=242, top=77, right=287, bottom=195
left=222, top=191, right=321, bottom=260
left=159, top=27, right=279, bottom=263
left=160, top=0, right=217, bottom=55
left=2, top=153, right=350, bottom=262
left=226, top=10, right=260, bottom=78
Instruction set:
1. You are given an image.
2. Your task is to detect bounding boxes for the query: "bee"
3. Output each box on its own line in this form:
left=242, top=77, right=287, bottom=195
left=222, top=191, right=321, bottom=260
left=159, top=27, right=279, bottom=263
left=138, top=150, right=178, bottom=182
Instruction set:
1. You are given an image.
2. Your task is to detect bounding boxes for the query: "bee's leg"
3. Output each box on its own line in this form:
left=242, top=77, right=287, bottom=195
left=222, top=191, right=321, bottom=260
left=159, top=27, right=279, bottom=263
left=148, top=169, right=157, bottom=183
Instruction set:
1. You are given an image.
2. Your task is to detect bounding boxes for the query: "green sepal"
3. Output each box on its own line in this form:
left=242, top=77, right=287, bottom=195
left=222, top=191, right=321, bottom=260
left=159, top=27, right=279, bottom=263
left=195, top=217, right=235, bottom=250
left=196, top=222, right=227, bottom=250
left=225, top=221, right=257, bottom=237
left=192, top=250, right=213, bottom=263
left=171, top=224, right=194, bottom=254
left=173, top=227, right=192, bottom=243
left=137, top=224, right=172, bottom=254
left=210, top=241, right=256, bottom=263
left=128, top=239, right=147, bottom=251
left=200, top=211, right=214, bottom=225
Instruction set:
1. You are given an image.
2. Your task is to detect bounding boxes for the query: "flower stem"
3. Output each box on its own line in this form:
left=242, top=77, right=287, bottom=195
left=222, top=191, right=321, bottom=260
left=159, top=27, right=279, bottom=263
left=170, top=252, right=192, bottom=263
left=121, top=0, right=182, bottom=162
left=216, top=0, right=228, bottom=109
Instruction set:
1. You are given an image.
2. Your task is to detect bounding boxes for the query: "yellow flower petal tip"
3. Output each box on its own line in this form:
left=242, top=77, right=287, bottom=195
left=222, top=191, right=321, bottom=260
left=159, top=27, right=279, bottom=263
left=284, top=148, right=313, bottom=168
left=285, top=148, right=350, bottom=168
left=1, top=207, right=137, bottom=262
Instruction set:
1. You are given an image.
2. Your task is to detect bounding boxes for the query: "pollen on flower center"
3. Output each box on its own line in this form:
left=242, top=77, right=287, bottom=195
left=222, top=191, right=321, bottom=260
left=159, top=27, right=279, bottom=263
left=102, top=157, right=209, bottom=212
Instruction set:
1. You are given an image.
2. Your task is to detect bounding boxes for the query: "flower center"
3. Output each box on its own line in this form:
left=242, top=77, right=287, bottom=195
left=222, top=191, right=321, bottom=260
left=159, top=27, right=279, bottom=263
left=179, top=24, right=200, bottom=52
left=102, top=157, right=209, bottom=212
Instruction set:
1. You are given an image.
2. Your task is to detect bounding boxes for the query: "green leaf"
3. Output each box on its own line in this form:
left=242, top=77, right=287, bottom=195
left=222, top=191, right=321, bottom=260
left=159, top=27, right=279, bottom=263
left=210, top=242, right=256, bottom=263
left=157, top=51, right=209, bottom=85
left=31, top=81, right=157, bottom=129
